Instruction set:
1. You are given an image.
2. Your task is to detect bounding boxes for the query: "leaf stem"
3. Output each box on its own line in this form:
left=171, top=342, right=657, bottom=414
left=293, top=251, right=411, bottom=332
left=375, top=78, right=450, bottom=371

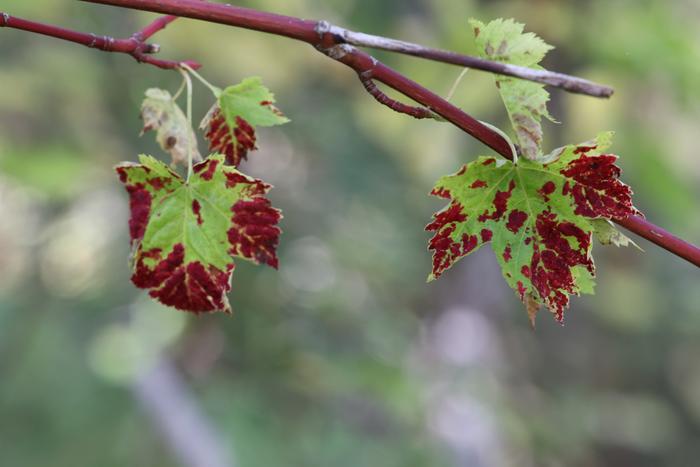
left=178, top=66, right=195, bottom=181
left=180, top=62, right=222, bottom=97
left=478, top=120, right=518, bottom=164
left=172, top=72, right=188, bottom=100
left=446, top=68, right=469, bottom=102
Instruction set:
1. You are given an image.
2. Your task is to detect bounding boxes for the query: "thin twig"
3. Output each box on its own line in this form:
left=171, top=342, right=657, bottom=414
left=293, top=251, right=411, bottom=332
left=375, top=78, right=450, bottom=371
left=323, top=43, right=516, bottom=156
left=133, top=14, right=179, bottom=41
left=314, top=21, right=614, bottom=98
left=358, top=72, right=434, bottom=120
left=0, top=11, right=200, bottom=70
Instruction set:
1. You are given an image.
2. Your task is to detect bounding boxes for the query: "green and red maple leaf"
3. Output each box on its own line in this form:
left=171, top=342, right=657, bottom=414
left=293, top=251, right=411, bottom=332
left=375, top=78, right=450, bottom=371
left=117, top=154, right=281, bottom=314
left=427, top=136, right=640, bottom=323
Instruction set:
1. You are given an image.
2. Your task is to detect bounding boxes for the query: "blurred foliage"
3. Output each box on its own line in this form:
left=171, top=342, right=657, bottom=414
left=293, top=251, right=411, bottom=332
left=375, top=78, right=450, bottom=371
left=0, top=1, right=699, bottom=466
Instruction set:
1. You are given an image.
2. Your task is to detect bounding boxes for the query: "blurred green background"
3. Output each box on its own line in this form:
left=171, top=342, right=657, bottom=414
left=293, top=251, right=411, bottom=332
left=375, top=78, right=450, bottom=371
left=1, top=1, right=699, bottom=466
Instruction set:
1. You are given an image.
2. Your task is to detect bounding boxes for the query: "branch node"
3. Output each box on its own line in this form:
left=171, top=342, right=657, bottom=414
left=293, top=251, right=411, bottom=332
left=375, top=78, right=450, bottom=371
left=315, top=19, right=347, bottom=45
left=1, top=12, right=9, bottom=27
left=320, top=43, right=354, bottom=60
left=314, top=20, right=331, bottom=37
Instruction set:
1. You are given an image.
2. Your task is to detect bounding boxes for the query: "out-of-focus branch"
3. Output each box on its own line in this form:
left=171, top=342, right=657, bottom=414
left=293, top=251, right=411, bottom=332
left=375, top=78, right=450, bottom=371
left=133, top=357, right=235, bottom=467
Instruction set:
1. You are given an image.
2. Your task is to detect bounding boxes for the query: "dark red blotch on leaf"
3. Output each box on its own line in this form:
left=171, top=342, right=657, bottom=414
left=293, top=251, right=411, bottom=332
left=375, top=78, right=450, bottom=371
left=203, top=108, right=257, bottom=167
left=133, top=244, right=233, bottom=314
left=426, top=202, right=480, bottom=278
left=478, top=180, right=515, bottom=223
left=192, top=200, right=203, bottom=225
left=506, top=210, right=528, bottom=234
left=193, top=157, right=219, bottom=181
left=228, top=198, right=281, bottom=269
left=125, top=183, right=151, bottom=241
left=538, top=181, right=556, bottom=202
left=529, top=211, right=593, bottom=322
left=558, top=152, right=638, bottom=221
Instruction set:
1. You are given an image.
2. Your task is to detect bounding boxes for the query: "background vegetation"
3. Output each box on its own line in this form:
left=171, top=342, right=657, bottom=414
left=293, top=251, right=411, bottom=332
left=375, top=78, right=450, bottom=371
left=1, top=0, right=699, bottom=465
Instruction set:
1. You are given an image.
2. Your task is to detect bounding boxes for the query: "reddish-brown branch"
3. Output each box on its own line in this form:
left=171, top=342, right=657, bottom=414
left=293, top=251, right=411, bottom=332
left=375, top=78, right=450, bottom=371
left=326, top=44, right=514, bottom=156
left=134, top=14, right=179, bottom=41
left=7, top=1, right=700, bottom=267
left=616, top=216, right=700, bottom=267
left=0, top=12, right=200, bottom=70
left=79, top=0, right=614, bottom=97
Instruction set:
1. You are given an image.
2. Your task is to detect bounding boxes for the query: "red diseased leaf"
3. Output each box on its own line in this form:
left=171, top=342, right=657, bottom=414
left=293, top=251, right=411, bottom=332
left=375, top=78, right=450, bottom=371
left=427, top=133, right=640, bottom=323
left=116, top=154, right=281, bottom=314
left=201, top=77, right=289, bottom=167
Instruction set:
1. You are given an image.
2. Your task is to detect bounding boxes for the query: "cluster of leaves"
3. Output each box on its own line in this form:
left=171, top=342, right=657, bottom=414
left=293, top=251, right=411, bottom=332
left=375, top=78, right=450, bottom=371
left=117, top=18, right=640, bottom=325
left=427, top=19, right=640, bottom=324
left=117, top=75, right=287, bottom=313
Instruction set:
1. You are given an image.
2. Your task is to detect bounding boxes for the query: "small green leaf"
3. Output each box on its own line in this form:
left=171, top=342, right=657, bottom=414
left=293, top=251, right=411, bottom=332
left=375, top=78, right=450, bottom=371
left=140, top=88, right=201, bottom=167
left=592, top=219, right=641, bottom=250
left=201, top=77, right=289, bottom=167
left=469, top=18, right=556, bottom=160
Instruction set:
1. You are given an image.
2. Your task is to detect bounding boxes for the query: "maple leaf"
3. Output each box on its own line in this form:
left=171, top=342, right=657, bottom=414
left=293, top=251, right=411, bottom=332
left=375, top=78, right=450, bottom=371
left=201, top=77, right=289, bottom=167
left=469, top=18, right=556, bottom=160
left=116, top=154, right=281, bottom=314
left=140, top=88, right=201, bottom=166
left=427, top=133, right=641, bottom=323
